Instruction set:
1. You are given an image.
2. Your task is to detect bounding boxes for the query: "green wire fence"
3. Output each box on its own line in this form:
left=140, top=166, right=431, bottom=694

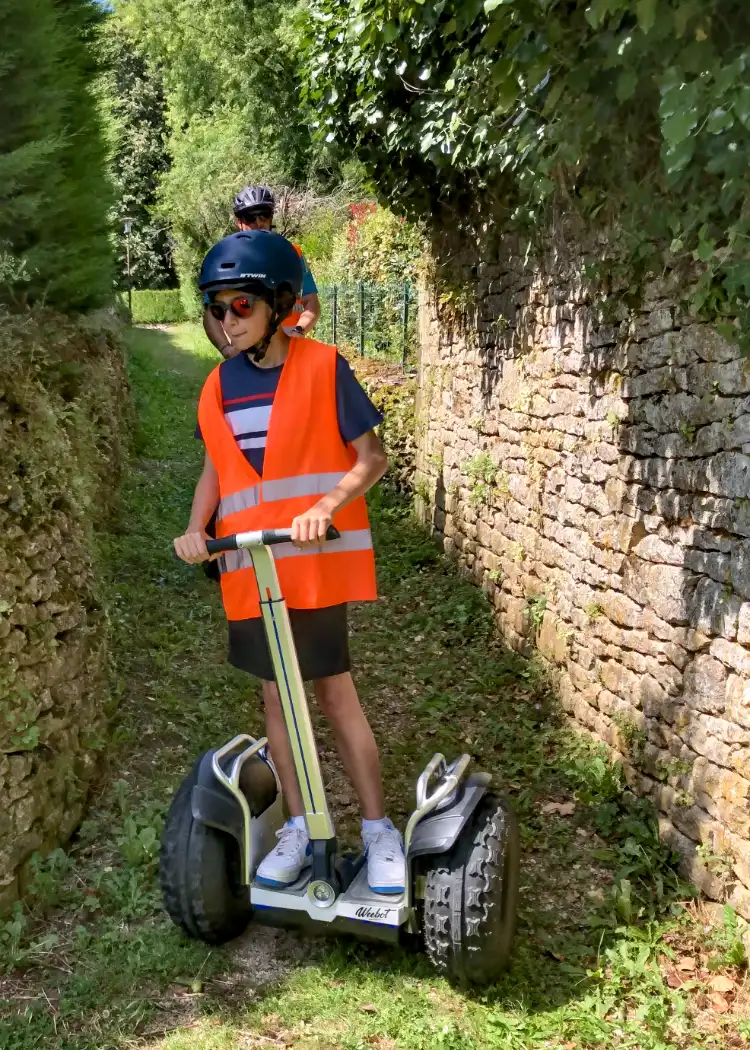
left=315, top=281, right=418, bottom=371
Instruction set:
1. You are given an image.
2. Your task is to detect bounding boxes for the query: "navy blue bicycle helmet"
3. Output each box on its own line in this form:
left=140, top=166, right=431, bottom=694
left=198, top=230, right=304, bottom=360
left=198, top=230, right=303, bottom=300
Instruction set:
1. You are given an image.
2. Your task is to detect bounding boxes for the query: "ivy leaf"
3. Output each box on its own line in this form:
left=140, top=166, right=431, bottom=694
left=484, top=0, right=511, bottom=11
left=706, top=107, right=735, bottom=135
left=544, top=76, right=565, bottom=112
left=636, top=0, right=657, bottom=34
left=663, top=136, right=696, bottom=176
left=585, top=0, right=621, bottom=30
left=616, top=69, right=638, bottom=102
left=696, top=226, right=717, bottom=263
left=725, top=261, right=750, bottom=297
left=734, top=85, right=750, bottom=128
left=716, top=321, right=737, bottom=341
left=661, top=107, right=698, bottom=146
left=674, top=2, right=698, bottom=37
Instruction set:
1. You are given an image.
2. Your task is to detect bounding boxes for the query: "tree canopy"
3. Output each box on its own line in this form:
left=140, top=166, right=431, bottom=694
left=112, top=0, right=342, bottom=306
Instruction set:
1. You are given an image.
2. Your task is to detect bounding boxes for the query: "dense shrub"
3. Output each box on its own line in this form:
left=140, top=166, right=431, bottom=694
left=348, top=355, right=416, bottom=494
left=300, top=202, right=422, bottom=365
left=124, top=289, right=188, bottom=324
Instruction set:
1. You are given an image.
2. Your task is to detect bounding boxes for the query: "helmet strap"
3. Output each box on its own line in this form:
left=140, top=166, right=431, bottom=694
left=249, top=296, right=285, bottom=362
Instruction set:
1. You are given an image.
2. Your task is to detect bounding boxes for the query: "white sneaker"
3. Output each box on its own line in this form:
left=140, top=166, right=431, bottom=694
left=256, top=820, right=311, bottom=887
left=363, top=820, right=405, bottom=895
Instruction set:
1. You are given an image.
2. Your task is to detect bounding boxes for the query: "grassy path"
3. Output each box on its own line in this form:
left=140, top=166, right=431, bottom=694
left=1, top=324, right=747, bottom=1050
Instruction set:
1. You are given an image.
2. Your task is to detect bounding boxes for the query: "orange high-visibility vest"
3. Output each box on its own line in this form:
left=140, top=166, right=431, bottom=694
left=197, top=338, right=377, bottom=620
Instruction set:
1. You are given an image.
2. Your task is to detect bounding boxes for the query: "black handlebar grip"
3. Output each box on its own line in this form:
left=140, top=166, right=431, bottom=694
left=205, top=535, right=239, bottom=555
left=261, top=525, right=341, bottom=545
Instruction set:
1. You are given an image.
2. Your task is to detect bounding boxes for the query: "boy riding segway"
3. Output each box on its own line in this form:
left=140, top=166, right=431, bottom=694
left=175, top=229, right=406, bottom=893
left=163, top=231, right=520, bottom=985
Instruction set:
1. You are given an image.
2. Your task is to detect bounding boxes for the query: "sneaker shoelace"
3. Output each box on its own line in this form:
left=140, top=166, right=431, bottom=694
left=273, top=825, right=306, bottom=856
left=368, top=828, right=403, bottom=862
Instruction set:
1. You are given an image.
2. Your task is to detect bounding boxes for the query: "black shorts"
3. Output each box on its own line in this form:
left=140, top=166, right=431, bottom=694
left=227, top=603, right=351, bottom=682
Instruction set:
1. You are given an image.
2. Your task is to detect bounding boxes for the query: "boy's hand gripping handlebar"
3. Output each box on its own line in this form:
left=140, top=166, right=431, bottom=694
left=205, top=525, right=341, bottom=556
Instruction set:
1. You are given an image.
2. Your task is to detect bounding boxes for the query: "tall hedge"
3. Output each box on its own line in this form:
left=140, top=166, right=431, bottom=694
left=0, top=0, right=113, bottom=311
left=0, top=309, right=131, bottom=910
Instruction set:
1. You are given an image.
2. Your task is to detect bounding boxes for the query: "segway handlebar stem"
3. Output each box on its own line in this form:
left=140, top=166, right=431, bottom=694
left=221, top=528, right=337, bottom=845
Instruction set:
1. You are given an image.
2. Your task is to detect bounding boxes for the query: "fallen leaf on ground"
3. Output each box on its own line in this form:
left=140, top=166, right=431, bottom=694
left=708, top=975, right=736, bottom=993
left=677, top=956, right=697, bottom=972
left=361, top=1004, right=378, bottom=1014
left=542, top=801, right=576, bottom=816
left=666, top=971, right=684, bottom=989
left=709, top=992, right=730, bottom=1013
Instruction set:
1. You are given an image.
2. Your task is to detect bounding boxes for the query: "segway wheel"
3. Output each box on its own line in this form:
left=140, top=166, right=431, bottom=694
left=160, top=762, right=252, bottom=945
left=422, top=793, right=519, bottom=987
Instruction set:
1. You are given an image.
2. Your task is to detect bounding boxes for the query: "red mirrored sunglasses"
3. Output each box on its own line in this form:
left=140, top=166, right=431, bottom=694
left=208, top=294, right=262, bottom=322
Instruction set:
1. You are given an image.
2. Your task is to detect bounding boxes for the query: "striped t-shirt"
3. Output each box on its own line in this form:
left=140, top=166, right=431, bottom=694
left=196, top=350, right=383, bottom=476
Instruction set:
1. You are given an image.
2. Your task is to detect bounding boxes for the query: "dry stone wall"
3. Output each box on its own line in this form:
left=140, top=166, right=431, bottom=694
left=416, top=247, right=750, bottom=918
left=0, top=308, right=130, bottom=910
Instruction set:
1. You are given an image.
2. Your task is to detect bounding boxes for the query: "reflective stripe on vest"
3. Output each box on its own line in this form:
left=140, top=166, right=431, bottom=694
left=217, top=471, right=348, bottom=521
left=218, top=528, right=373, bottom=574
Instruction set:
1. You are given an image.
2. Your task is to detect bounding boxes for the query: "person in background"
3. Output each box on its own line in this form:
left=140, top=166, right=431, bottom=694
left=203, top=185, right=321, bottom=358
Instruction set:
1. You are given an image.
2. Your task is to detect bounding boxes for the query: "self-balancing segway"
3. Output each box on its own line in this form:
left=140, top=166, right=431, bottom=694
left=160, top=526, right=520, bottom=986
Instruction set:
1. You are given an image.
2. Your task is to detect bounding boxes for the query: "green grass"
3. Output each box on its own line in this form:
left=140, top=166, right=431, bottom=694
left=0, top=324, right=747, bottom=1050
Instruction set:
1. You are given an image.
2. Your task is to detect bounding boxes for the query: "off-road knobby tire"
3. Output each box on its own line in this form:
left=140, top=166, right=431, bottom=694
left=160, top=762, right=252, bottom=944
left=422, top=793, right=520, bottom=987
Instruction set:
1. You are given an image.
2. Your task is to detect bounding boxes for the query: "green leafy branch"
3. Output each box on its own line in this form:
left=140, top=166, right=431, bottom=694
left=304, top=0, right=750, bottom=343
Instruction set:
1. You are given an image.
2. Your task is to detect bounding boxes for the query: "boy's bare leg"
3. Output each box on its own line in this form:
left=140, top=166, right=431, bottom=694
left=314, top=673, right=384, bottom=820
left=261, top=674, right=384, bottom=821
left=262, top=680, right=305, bottom=816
